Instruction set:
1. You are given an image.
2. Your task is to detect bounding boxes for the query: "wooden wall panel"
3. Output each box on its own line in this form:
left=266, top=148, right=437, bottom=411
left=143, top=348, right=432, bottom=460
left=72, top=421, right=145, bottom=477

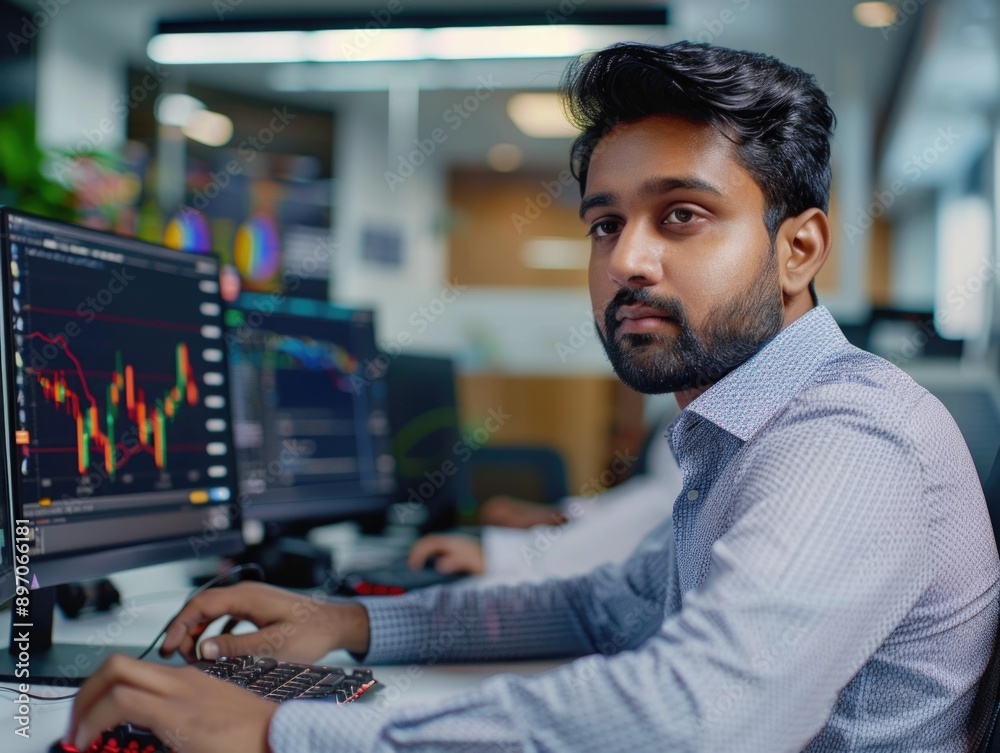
left=448, top=168, right=589, bottom=289
left=868, top=217, right=892, bottom=307
left=815, top=189, right=840, bottom=294
left=456, top=374, right=622, bottom=494
left=449, top=169, right=849, bottom=298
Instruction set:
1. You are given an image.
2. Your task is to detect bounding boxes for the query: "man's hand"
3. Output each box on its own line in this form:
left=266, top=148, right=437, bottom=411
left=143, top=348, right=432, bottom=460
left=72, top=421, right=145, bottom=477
left=66, top=654, right=276, bottom=753
left=408, top=534, right=485, bottom=575
left=160, top=581, right=370, bottom=663
left=479, top=495, right=567, bottom=529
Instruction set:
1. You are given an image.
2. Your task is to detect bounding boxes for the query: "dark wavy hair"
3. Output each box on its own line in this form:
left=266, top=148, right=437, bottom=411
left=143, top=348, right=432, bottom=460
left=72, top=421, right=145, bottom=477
left=562, top=41, right=835, bottom=301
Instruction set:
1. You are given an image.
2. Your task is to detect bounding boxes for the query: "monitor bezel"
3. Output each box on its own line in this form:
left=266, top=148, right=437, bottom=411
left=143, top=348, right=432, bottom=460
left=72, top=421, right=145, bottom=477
left=0, top=207, right=243, bottom=589
left=0, top=404, right=14, bottom=605
left=0, top=506, right=14, bottom=607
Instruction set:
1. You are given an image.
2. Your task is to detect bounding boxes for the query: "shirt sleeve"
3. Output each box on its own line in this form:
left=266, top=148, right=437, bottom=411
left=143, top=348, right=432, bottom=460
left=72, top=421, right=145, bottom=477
left=479, top=525, right=538, bottom=577
left=271, top=398, right=933, bottom=752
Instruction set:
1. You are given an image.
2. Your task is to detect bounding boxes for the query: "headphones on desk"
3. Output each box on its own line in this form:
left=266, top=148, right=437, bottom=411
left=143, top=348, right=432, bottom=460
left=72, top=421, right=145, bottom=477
left=56, top=578, right=121, bottom=619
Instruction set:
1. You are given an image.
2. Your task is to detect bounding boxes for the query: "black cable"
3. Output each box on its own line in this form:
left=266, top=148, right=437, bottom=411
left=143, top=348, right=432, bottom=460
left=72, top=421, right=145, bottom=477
left=0, top=685, right=77, bottom=701
left=135, top=562, right=264, bottom=660
left=0, top=563, right=265, bottom=703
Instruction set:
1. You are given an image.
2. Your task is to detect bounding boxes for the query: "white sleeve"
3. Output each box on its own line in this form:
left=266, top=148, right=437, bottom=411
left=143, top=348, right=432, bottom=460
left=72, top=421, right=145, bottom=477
left=482, top=422, right=682, bottom=582
left=481, top=474, right=677, bottom=582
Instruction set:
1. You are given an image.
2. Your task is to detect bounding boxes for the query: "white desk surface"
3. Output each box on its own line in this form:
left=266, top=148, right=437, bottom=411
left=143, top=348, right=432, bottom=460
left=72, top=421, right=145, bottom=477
left=0, top=559, right=565, bottom=753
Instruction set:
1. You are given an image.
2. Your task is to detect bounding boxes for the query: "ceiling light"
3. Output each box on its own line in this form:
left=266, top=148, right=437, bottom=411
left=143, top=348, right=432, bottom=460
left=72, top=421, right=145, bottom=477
left=312, top=26, right=619, bottom=63
left=181, top=110, right=234, bottom=147
left=150, top=8, right=667, bottom=65
left=487, top=143, right=523, bottom=172
left=155, top=94, right=205, bottom=127
left=852, top=2, right=899, bottom=28
left=507, top=93, right=579, bottom=138
left=148, top=25, right=657, bottom=65
left=148, top=32, right=307, bottom=64
left=422, top=25, right=617, bottom=61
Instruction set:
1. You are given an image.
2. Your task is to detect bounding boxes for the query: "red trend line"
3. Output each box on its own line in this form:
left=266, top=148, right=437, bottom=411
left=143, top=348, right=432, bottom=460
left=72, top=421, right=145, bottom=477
left=34, top=369, right=175, bottom=382
left=27, top=332, right=202, bottom=475
left=25, top=305, right=204, bottom=333
left=29, top=333, right=99, bottom=405
left=28, top=444, right=210, bottom=453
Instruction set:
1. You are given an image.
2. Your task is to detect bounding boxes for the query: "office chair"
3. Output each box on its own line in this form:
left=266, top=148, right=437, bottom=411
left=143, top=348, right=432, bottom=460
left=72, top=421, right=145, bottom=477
left=469, top=445, right=569, bottom=506
left=976, top=645, right=1000, bottom=752
left=902, top=362, right=1000, bottom=485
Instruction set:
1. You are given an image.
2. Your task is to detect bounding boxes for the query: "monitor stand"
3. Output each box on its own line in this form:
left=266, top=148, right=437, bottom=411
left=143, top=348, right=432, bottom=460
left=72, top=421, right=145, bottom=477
left=0, top=586, right=182, bottom=685
left=235, top=535, right=334, bottom=590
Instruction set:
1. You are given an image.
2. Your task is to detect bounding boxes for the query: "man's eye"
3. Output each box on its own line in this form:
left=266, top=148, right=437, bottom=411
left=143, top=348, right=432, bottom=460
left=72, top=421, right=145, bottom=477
left=665, top=209, right=695, bottom=223
left=588, top=220, right=619, bottom=237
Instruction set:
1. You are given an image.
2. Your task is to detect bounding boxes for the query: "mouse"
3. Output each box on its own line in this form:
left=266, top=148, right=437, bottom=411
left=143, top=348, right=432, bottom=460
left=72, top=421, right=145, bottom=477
left=50, top=722, right=167, bottom=752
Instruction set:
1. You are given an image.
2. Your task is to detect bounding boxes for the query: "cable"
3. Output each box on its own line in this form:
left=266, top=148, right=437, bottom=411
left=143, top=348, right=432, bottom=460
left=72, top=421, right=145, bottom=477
left=0, top=563, right=266, bottom=703
left=0, top=685, right=77, bottom=701
left=135, top=562, right=264, bottom=660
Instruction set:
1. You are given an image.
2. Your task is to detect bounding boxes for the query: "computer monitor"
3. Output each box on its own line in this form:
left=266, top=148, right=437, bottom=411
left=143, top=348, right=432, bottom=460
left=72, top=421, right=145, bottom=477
left=227, top=294, right=395, bottom=528
left=0, top=208, right=242, bottom=682
left=384, top=353, right=466, bottom=531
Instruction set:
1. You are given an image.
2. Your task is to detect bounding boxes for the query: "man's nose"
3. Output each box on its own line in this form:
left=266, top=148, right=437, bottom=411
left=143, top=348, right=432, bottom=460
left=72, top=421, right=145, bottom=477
left=606, top=223, right=663, bottom=289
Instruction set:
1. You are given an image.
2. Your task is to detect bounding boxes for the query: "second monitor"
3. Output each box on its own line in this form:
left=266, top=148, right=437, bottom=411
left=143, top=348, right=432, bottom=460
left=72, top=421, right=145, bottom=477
left=227, top=294, right=395, bottom=529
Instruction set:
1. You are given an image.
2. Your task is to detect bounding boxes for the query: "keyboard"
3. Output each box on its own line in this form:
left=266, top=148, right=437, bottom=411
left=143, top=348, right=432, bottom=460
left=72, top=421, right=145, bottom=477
left=199, top=654, right=376, bottom=702
left=51, top=655, right=377, bottom=753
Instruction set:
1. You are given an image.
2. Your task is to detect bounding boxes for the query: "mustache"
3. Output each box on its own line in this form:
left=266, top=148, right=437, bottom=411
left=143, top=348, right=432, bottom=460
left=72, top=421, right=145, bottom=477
left=605, top=288, right=689, bottom=334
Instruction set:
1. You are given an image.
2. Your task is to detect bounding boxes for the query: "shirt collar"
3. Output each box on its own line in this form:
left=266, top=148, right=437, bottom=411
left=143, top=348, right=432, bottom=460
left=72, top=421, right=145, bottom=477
left=682, top=306, right=849, bottom=442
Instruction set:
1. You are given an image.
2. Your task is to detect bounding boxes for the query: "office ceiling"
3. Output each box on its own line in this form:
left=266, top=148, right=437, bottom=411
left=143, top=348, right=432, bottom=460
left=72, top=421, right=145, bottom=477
left=42, top=0, right=913, bottom=103
left=19, top=0, right=972, bottom=181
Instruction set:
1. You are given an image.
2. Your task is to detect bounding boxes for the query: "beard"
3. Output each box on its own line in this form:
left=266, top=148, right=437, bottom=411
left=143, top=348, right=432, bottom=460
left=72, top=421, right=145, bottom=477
left=596, top=246, right=784, bottom=395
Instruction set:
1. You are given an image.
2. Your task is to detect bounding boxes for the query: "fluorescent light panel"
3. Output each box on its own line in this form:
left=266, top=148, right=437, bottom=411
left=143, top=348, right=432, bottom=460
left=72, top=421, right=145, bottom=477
left=149, top=25, right=651, bottom=65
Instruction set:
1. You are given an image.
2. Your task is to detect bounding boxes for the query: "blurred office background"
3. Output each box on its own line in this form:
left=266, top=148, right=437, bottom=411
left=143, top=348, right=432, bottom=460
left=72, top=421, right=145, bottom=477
left=0, top=0, right=998, bottom=496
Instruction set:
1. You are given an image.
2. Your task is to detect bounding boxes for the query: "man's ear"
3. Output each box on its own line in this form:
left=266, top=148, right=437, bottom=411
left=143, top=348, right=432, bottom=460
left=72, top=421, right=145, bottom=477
left=775, top=208, right=831, bottom=300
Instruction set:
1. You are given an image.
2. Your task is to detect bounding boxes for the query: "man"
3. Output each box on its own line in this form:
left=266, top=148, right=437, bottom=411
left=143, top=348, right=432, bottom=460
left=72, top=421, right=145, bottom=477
left=66, top=41, right=999, bottom=752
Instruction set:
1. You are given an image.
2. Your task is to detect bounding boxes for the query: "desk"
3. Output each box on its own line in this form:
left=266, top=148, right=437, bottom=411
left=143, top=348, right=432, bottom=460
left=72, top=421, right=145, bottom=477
left=0, top=560, right=565, bottom=752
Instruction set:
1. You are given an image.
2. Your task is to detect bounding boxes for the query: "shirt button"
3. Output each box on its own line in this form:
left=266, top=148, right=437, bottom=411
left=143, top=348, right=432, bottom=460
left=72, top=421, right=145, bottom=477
left=687, top=489, right=700, bottom=501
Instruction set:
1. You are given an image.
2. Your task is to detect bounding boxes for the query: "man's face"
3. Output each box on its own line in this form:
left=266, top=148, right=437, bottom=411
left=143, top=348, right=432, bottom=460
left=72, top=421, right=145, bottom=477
left=582, top=115, right=785, bottom=395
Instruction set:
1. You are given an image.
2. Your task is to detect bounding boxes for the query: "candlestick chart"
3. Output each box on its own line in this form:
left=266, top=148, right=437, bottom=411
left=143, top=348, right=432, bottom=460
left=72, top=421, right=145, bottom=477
left=13, top=249, right=230, bottom=505
left=228, top=309, right=374, bottom=493
left=32, top=335, right=199, bottom=480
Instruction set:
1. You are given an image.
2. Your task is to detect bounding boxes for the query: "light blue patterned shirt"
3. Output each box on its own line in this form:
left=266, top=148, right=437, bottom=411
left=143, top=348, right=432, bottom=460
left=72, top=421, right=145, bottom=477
left=270, top=305, right=1000, bottom=752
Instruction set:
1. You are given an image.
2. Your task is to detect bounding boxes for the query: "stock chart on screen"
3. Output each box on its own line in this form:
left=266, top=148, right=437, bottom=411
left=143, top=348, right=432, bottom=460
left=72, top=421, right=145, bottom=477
left=7, top=214, right=235, bottom=556
left=227, top=295, right=394, bottom=520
